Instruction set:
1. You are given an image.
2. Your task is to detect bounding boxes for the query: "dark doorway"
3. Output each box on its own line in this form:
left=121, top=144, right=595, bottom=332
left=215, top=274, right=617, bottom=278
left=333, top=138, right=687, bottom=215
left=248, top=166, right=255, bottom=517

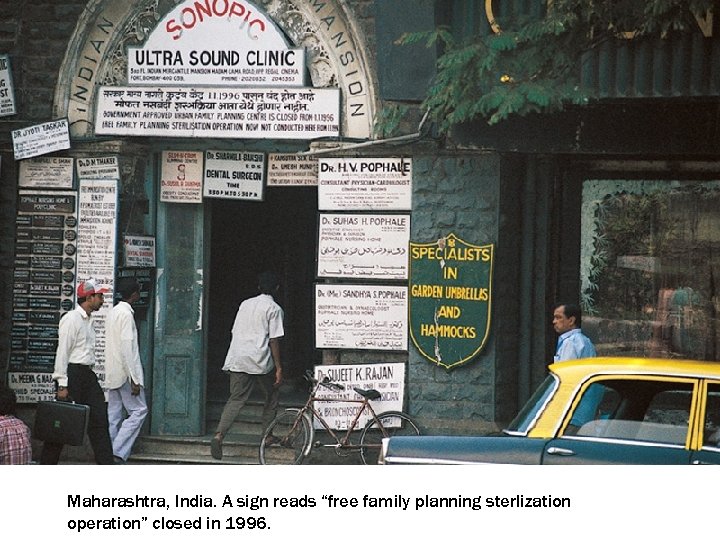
left=206, top=187, right=320, bottom=407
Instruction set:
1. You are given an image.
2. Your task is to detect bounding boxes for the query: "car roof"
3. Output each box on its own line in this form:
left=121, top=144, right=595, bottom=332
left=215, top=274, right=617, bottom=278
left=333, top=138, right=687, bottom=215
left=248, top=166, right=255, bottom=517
left=549, top=356, right=720, bottom=381
left=527, top=357, right=720, bottom=439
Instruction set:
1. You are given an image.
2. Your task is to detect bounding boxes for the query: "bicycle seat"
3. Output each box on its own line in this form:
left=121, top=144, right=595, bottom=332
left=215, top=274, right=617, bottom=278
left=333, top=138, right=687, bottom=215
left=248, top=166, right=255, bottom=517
left=354, top=387, right=381, bottom=400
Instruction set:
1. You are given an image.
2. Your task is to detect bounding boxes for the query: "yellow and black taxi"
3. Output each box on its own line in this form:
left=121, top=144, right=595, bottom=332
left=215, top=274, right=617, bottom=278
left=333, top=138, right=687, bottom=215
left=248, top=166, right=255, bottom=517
left=380, top=357, right=720, bottom=464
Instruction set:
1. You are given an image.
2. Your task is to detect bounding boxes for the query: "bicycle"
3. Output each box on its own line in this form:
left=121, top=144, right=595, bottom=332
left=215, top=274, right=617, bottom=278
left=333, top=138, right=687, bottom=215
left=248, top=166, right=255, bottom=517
left=259, top=370, right=421, bottom=465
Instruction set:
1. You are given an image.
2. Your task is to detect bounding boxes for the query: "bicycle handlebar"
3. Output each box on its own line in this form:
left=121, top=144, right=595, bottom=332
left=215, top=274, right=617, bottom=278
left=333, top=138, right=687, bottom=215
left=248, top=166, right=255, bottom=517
left=320, top=377, right=345, bottom=392
left=304, top=370, right=345, bottom=392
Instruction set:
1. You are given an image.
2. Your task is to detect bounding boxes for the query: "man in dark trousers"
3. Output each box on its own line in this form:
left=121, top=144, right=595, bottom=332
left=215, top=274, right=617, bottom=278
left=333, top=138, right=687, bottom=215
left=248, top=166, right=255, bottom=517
left=211, top=271, right=284, bottom=460
left=41, top=279, right=114, bottom=465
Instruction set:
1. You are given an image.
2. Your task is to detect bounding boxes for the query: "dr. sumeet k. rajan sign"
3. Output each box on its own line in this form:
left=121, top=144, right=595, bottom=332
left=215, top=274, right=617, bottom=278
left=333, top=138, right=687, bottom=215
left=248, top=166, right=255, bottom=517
left=409, top=234, right=494, bottom=369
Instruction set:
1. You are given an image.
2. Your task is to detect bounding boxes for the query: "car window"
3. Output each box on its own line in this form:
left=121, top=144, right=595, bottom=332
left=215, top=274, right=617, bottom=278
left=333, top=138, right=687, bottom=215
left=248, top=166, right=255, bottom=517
left=505, top=374, right=558, bottom=434
left=702, top=383, right=720, bottom=448
left=568, top=379, right=694, bottom=446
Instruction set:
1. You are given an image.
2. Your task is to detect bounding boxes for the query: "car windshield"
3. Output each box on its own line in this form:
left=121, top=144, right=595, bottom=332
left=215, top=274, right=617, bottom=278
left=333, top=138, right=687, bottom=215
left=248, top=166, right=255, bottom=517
left=504, top=374, right=558, bottom=434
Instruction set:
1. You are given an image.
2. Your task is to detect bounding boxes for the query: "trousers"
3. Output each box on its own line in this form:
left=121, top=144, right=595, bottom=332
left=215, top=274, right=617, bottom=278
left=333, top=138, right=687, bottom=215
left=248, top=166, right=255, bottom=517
left=216, top=371, right=279, bottom=436
left=108, top=382, right=148, bottom=461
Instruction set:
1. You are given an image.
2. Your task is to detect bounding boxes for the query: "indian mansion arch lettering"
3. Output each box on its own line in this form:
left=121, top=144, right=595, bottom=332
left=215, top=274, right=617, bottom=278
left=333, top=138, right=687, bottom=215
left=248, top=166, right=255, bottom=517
left=54, top=0, right=377, bottom=140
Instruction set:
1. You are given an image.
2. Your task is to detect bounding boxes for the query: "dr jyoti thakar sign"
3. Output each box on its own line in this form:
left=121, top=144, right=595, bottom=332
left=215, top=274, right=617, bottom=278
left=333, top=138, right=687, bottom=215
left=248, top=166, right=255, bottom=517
left=409, top=234, right=494, bottom=369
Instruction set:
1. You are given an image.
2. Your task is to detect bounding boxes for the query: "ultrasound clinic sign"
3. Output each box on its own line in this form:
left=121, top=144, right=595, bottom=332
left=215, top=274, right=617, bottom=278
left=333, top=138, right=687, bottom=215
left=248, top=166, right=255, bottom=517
left=126, top=0, right=305, bottom=87
left=128, top=48, right=305, bottom=87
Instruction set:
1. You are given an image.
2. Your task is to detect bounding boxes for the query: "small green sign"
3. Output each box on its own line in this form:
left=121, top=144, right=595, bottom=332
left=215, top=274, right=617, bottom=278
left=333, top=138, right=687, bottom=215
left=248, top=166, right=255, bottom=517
left=409, top=234, right=494, bottom=369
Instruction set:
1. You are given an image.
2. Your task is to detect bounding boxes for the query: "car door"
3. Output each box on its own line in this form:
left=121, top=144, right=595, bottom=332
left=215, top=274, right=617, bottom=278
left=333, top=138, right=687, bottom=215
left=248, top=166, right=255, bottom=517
left=690, top=380, right=720, bottom=465
left=541, top=376, right=698, bottom=464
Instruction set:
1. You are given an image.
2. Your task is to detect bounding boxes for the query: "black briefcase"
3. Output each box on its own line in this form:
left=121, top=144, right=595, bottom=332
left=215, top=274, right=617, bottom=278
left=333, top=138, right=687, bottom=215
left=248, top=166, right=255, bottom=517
left=34, top=400, right=90, bottom=446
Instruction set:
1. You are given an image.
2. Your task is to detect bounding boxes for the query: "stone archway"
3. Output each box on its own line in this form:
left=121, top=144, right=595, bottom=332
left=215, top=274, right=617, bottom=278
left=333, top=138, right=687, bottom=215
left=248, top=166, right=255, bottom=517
left=53, top=0, right=378, bottom=140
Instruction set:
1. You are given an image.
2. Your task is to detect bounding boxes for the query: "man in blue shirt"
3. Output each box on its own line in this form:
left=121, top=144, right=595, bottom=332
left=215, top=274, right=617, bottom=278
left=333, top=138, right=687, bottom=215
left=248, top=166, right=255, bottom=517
left=552, top=303, right=596, bottom=362
left=552, top=303, right=599, bottom=431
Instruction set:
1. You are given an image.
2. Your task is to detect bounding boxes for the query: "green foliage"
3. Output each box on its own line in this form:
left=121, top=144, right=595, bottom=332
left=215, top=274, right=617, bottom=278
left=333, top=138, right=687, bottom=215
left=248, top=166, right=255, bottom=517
left=399, top=0, right=715, bottom=131
left=373, top=103, right=410, bottom=138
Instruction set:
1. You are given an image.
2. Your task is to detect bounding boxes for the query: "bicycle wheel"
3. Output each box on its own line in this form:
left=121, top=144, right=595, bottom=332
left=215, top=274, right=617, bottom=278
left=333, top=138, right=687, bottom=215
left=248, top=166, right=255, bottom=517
left=259, top=410, right=312, bottom=465
left=359, top=411, right=420, bottom=465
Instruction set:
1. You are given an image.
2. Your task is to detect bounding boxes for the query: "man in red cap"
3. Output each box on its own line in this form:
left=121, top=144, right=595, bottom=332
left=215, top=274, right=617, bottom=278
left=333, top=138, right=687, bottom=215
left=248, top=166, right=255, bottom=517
left=40, top=278, right=115, bottom=464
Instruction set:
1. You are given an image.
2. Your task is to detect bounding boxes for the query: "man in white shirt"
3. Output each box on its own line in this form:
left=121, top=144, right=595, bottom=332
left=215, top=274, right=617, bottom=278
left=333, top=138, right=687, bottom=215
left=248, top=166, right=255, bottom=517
left=105, top=277, right=148, bottom=463
left=211, top=272, right=284, bottom=460
left=41, top=278, right=114, bottom=464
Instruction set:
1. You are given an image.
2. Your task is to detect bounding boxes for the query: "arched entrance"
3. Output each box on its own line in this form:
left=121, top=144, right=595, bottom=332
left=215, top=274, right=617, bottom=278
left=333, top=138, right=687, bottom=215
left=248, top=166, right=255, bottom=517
left=50, top=0, right=379, bottom=436
left=52, top=0, right=377, bottom=140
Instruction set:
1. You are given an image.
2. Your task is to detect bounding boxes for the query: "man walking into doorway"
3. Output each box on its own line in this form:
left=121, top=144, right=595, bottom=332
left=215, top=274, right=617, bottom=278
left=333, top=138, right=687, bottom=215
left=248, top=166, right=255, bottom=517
left=211, top=271, right=284, bottom=460
left=105, top=277, right=148, bottom=463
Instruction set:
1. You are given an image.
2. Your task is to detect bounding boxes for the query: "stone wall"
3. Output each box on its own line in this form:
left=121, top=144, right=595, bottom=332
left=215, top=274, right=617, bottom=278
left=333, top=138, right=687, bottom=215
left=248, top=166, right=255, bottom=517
left=321, top=150, right=513, bottom=436
left=408, top=153, right=503, bottom=435
left=0, top=0, right=87, bottom=374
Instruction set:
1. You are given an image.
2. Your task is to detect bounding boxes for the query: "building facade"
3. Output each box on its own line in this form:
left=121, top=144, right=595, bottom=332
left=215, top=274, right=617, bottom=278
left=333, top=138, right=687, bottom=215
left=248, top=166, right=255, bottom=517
left=2, top=0, right=720, bottom=448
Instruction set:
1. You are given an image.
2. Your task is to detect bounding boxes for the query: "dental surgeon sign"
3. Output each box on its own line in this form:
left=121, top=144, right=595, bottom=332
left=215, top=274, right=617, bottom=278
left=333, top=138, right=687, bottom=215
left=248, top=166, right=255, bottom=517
left=409, top=234, right=494, bottom=369
left=127, top=0, right=305, bottom=87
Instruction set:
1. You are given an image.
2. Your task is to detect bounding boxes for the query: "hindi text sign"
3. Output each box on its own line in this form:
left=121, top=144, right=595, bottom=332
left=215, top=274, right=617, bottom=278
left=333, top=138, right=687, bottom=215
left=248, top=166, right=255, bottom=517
left=95, top=87, right=340, bottom=140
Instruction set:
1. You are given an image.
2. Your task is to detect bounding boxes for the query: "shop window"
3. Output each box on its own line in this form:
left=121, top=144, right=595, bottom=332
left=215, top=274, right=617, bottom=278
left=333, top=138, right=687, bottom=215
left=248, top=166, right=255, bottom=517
left=581, top=180, right=720, bottom=360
